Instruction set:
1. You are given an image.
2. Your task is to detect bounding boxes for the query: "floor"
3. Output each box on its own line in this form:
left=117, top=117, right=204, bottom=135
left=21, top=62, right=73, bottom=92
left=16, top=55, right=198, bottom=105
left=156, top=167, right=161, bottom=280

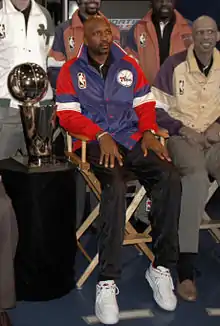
left=8, top=190, right=220, bottom=326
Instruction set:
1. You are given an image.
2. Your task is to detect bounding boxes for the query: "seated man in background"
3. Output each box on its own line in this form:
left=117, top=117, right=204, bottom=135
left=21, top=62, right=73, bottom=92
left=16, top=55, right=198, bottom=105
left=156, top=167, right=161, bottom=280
left=56, top=16, right=182, bottom=323
left=126, top=0, right=192, bottom=84
left=153, top=15, right=220, bottom=302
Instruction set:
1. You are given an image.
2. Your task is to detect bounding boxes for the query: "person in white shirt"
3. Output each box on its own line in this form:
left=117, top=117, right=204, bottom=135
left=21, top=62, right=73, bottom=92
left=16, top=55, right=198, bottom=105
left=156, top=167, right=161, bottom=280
left=0, top=1, right=54, bottom=325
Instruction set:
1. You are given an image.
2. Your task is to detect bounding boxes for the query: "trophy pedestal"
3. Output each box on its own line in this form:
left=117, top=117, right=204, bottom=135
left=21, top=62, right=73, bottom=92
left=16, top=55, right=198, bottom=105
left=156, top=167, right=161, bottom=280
left=1, top=157, right=77, bottom=301
left=11, top=155, right=73, bottom=173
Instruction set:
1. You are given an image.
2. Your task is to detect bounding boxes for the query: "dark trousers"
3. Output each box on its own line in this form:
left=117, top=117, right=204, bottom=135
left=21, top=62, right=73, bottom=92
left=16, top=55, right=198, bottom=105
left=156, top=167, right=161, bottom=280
left=85, top=141, right=181, bottom=280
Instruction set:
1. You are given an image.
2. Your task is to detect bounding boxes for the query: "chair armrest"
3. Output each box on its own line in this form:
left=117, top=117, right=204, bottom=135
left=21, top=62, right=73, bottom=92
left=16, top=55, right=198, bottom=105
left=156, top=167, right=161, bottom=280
left=68, top=133, right=90, bottom=142
left=67, top=132, right=90, bottom=164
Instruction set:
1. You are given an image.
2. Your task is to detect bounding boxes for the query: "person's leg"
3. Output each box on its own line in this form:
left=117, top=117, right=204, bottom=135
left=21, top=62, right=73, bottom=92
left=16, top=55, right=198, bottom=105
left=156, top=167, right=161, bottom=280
left=205, top=142, right=220, bottom=184
left=125, top=141, right=181, bottom=311
left=0, top=107, right=23, bottom=326
left=0, top=108, right=26, bottom=160
left=0, top=181, right=18, bottom=326
left=86, top=142, right=127, bottom=324
left=167, top=136, right=209, bottom=301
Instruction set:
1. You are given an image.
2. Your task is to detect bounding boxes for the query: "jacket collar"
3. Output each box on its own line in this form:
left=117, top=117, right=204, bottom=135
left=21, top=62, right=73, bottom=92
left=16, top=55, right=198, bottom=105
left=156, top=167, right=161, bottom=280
left=187, top=44, right=220, bottom=72
left=77, top=41, right=126, bottom=64
left=143, top=9, right=189, bottom=28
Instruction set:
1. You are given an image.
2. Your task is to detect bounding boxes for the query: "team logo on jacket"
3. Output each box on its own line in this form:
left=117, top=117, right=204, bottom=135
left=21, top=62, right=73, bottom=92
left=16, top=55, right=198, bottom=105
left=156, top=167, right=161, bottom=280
left=68, top=36, right=75, bottom=51
left=139, top=33, right=146, bottom=47
left=179, top=80, right=185, bottom=95
left=117, top=70, right=133, bottom=87
left=0, top=24, right=5, bottom=39
left=78, top=72, right=87, bottom=89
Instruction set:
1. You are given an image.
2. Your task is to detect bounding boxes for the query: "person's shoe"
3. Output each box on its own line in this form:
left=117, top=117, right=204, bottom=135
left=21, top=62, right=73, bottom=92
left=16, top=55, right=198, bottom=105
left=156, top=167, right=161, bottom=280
left=145, top=264, right=177, bottom=311
left=0, top=312, right=12, bottom=326
left=177, top=279, right=197, bottom=301
left=95, top=280, right=119, bottom=324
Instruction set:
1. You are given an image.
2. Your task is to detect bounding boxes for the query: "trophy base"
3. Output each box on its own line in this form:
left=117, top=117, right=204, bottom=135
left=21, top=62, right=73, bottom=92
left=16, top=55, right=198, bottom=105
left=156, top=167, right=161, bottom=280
left=11, top=156, right=72, bottom=173
left=0, top=156, right=73, bottom=174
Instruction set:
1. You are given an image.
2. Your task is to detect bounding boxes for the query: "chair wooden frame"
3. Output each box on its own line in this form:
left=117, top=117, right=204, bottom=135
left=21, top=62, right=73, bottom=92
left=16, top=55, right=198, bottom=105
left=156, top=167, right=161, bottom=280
left=66, top=133, right=154, bottom=289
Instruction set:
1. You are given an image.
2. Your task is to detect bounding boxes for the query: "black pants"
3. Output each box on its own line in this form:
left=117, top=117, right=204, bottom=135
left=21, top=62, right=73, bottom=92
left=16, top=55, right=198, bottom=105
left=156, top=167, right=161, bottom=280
left=85, top=141, right=181, bottom=280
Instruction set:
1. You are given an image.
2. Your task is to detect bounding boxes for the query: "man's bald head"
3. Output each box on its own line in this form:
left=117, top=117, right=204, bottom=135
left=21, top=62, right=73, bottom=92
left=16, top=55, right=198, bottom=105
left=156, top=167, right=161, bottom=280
left=192, top=16, right=217, bottom=55
left=192, top=16, right=218, bottom=33
left=84, top=16, right=113, bottom=56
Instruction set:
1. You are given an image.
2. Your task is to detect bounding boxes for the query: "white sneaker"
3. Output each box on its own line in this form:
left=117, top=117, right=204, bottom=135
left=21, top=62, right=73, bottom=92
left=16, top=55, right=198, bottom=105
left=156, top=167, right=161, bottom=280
left=95, top=280, right=119, bottom=324
left=145, top=264, right=177, bottom=311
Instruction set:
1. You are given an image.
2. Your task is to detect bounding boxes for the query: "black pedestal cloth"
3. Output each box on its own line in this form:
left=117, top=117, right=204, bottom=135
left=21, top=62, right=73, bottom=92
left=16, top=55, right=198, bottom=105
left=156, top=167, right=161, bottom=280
left=1, top=159, right=77, bottom=301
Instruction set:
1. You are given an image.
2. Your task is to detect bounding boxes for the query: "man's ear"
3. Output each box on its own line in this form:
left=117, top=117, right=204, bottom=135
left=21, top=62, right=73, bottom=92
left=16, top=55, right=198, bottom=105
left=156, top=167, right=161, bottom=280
left=217, top=31, right=220, bottom=42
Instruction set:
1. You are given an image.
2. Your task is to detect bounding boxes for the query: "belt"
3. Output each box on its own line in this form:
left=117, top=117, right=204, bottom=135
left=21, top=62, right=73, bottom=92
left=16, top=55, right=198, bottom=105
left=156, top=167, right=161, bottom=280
left=0, top=99, right=54, bottom=107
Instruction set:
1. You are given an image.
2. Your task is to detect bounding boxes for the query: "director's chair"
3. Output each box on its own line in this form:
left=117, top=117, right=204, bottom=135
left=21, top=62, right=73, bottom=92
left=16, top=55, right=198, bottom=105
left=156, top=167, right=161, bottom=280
left=66, top=133, right=155, bottom=289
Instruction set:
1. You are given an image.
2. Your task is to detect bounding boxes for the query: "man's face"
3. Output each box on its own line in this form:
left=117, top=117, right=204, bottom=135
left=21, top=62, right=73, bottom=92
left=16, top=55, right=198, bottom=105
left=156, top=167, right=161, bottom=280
left=193, top=19, right=217, bottom=55
left=85, top=20, right=113, bottom=55
left=11, top=0, right=29, bottom=9
left=152, top=0, right=175, bottom=21
left=78, top=0, right=101, bottom=16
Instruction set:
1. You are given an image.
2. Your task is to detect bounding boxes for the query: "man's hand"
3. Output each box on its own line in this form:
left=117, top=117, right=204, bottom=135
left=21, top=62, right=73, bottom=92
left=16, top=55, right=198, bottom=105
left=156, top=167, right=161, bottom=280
left=179, top=126, right=206, bottom=146
left=141, top=131, right=171, bottom=161
left=156, top=128, right=169, bottom=139
left=204, top=122, right=220, bottom=144
left=98, top=133, right=123, bottom=168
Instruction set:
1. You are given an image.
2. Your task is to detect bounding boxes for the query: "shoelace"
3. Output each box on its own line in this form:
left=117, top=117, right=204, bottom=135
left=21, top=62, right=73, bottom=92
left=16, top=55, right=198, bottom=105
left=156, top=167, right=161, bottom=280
left=97, top=283, right=119, bottom=304
left=154, top=268, right=174, bottom=293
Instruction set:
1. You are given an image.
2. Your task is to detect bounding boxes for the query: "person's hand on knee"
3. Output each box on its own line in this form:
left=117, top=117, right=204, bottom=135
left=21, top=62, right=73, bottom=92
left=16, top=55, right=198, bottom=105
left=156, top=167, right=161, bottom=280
left=97, top=132, right=123, bottom=168
left=141, top=130, right=171, bottom=161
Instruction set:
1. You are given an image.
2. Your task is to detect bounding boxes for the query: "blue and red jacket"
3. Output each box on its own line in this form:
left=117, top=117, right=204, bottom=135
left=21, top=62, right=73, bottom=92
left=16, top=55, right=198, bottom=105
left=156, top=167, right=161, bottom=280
left=56, top=42, right=158, bottom=151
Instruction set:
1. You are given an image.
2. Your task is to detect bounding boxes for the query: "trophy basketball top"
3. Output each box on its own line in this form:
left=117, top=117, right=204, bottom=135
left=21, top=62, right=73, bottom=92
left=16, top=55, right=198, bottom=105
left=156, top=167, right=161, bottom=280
left=7, top=63, right=48, bottom=105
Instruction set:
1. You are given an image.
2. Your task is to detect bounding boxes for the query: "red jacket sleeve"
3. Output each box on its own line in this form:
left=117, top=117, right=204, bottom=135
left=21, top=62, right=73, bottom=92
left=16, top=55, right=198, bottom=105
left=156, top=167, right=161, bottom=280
left=56, top=61, right=102, bottom=140
left=129, top=57, right=158, bottom=133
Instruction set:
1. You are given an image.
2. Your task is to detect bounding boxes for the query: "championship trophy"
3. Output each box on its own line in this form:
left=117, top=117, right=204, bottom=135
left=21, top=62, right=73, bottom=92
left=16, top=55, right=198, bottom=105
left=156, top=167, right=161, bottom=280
left=7, top=62, right=69, bottom=172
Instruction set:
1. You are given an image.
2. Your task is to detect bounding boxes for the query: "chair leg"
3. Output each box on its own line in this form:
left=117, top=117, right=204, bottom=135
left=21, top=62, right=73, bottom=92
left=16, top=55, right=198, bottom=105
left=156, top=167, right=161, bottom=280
left=77, top=241, right=92, bottom=262
left=76, top=253, right=99, bottom=289
left=124, top=186, right=154, bottom=261
left=76, top=204, right=100, bottom=240
left=203, top=181, right=220, bottom=242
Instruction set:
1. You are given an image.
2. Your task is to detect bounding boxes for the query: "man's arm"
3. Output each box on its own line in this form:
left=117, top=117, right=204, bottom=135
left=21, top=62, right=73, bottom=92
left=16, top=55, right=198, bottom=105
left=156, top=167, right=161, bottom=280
left=151, top=58, right=183, bottom=135
left=131, top=58, right=158, bottom=133
left=131, top=58, right=171, bottom=161
left=48, top=22, right=67, bottom=67
left=56, top=62, right=103, bottom=139
left=124, top=24, right=139, bottom=61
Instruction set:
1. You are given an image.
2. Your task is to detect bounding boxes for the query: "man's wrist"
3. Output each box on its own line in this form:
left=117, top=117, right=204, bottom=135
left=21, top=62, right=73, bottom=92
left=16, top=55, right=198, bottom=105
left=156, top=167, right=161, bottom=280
left=143, top=129, right=156, bottom=136
left=96, top=131, right=109, bottom=141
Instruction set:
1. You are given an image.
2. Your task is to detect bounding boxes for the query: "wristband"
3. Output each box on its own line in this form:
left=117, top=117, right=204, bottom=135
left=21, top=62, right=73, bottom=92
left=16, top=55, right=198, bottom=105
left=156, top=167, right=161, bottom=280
left=96, top=131, right=108, bottom=141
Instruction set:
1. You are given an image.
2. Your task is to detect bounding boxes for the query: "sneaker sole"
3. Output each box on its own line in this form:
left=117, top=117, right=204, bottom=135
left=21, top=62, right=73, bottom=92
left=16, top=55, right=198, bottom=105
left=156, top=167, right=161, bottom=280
left=95, top=308, right=119, bottom=324
left=145, top=270, right=177, bottom=312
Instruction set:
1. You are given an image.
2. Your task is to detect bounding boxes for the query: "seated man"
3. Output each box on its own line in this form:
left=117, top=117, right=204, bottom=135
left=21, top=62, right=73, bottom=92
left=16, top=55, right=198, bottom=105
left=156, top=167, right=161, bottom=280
left=56, top=16, right=181, bottom=324
left=152, top=16, right=220, bottom=302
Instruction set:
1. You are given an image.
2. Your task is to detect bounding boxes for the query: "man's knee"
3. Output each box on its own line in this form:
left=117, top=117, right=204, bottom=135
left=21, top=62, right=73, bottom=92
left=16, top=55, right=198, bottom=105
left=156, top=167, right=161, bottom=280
left=100, top=167, right=126, bottom=195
